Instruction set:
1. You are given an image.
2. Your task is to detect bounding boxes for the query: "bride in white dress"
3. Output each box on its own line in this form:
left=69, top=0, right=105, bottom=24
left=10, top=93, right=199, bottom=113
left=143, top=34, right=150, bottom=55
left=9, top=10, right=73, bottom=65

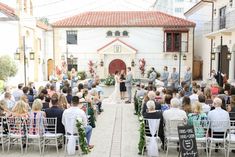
left=104, top=71, right=121, bottom=104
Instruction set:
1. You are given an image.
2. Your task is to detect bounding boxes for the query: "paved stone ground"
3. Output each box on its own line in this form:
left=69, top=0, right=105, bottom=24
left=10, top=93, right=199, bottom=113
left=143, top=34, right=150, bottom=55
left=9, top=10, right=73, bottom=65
left=2, top=86, right=232, bottom=157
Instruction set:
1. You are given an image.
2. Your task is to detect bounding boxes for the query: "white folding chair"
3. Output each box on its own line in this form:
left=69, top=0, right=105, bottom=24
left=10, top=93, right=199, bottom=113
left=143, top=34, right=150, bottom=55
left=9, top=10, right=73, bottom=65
left=164, top=119, right=185, bottom=157
left=208, top=120, right=230, bottom=157
left=25, top=118, right=44, bottom=154
left=43, top=118, right=63, bottom=155
left=7, top=117, right=26, bottom=154
left=192, top=120, right=210, bottom=157
left=227, top=120, right=235, bottom=157
left=142, top=118, right=161, bottom=156
left=63, top=117, right=82, bottom=156
left=0, top=117, right=8, bottom=152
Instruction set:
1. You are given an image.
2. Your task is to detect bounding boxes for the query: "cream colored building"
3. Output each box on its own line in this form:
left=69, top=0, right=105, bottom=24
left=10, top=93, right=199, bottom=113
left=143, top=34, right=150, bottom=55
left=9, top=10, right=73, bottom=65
left=0, top=0, right=53, bottom=85
left=185, top=0, right=235, bottom=81
left=52, top=11, right=195, bottom=79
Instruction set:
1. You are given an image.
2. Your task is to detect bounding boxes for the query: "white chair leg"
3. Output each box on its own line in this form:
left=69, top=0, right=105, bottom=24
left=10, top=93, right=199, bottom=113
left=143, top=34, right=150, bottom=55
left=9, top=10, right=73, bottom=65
left=20, top=138, right=23, bottom=154
left=7, top=138, right=10, bottom=153
left=42, top=138, right=45, bottom=156
left=39, top=138, right=41, bottom=155
left=55, top=138, right=59, bottom=154
left=25, top=137, right=28, bottom=153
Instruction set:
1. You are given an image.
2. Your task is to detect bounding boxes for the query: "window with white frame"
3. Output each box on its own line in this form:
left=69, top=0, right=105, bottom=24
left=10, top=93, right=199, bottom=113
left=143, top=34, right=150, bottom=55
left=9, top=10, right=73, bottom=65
left=175, top=8, right=184, bottom=13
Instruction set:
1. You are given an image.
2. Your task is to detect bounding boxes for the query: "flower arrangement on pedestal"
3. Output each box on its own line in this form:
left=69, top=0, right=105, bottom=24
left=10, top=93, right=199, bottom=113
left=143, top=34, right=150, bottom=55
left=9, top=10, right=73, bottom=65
left=88, top=60, right=95, bottom=77
left=139, top=58, right=146, bottom=76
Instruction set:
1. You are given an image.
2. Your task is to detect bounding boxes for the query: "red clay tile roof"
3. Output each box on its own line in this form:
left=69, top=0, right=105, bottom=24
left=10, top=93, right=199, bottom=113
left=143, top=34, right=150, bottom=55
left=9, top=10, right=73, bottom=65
left=0, top=2, right=17, bottom=18
left=36, top=21, right=50, bottom=31
left=53, top=11, right=195, bottom=28
left=97, top=38, right=137, bottom=52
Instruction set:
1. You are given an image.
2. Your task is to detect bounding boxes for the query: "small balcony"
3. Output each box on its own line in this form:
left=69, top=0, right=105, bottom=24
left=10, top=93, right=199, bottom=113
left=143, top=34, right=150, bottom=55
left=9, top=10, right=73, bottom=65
left=163, top=41, right=188, bottom=53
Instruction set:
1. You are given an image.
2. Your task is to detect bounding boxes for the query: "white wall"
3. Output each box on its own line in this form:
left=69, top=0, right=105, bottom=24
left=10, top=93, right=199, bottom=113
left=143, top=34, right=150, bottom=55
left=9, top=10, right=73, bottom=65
left=186, top=3, right=212, bottom=80
left=54, top=26, right=194, bottom=79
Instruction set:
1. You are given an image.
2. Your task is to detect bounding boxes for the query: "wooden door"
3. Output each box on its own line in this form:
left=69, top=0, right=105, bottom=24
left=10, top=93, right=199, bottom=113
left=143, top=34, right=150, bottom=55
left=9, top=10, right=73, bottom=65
left=218, top=45, right=229, bottom=77
left=108, top=59, right=126, bottom=75
left=193, top=60, right=203, bottom=80
left=47, top=59, right=54, bottom=80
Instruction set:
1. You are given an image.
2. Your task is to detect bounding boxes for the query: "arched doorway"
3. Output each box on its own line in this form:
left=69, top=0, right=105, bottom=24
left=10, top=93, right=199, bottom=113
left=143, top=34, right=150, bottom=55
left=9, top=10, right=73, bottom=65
left=109, top=59, right=126, bottom=74
left=47, top=59, right=54, bottom=80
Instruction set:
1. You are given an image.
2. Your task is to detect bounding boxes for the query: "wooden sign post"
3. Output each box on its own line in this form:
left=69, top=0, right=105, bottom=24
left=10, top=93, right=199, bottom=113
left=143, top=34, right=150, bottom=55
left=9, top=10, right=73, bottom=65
left=178, top=125, right=198, bottom=157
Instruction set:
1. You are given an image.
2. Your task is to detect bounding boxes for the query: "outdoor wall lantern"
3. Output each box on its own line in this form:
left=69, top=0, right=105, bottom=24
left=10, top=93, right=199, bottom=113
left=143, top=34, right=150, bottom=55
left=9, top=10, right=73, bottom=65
left=227, top=52, right=232, bottom=60
left=100, top=60, right=104, bottom=67
left=29, top=52, right=35, bottom=60
left=14, top=52, right=20, bottom=60
left=174, top=54, right=178, bottom=60
left=61, top=54, right=65, bottom=60
left=183, top=54, right=187, bottom=60
left=38, top=57, right=41, bottom=63
left=211, top=52, right=215, bottom=60
left=131, top=59, right=135, bottom=67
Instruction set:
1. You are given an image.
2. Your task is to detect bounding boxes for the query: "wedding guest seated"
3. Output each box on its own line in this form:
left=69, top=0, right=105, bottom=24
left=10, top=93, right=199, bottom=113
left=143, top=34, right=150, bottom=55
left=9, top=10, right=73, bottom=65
left=45, top=93, right=65, bottom=135
left=58, top=94, right=70, bottom=109
left=189, top=88, right=198, bottom=104
left=3, top=92, right=15, bottom=111
left=204, top=87, right=213, bottom=106
left=62, top=96, right=94, bottom=149
left=227, top=95, right=235, bottom=120
left=37, top=93, right=49, bottom=110
left=182, top=96, right=192, bottom=115
left=198, top=94, right=210, bottom=114
left=208, top=97, right=230, bottom=153
left=142, top=91, right=161, bottom=115
left=163, top=98, right=187, bottom=131
left=48, top=85, right=56, bottom=98
left=29, top=99, right=46, bottom=135
left=12, top=83, right=24, bottom=101
left=161, top=94, right=171, bottom=111
left=89, top=89, right=103, bottom=114
left=188, top=101, right=208, bottom=138
left=143, top=100, right=165, bottom=148
left=23, top=86, right=34, bottom=103
left=208, top=97, right=230, bottom=139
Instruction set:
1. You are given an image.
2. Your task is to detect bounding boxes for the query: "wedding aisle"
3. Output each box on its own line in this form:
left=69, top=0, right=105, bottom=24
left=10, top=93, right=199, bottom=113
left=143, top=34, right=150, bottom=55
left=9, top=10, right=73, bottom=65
left=84, top=100, right=140, bottom=157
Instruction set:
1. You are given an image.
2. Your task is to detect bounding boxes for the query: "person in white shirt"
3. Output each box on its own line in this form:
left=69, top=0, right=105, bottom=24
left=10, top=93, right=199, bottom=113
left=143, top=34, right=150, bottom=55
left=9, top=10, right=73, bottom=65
left=189, top=88, right=199, bottom=104
left=163, top=98, right=187, bottom=135
left=163, top=98, right=187, bottom=121
left=62, top=96, right=94, bottom=149
left=198, top=94, right=210, bottom=114
left=208, top=97, right=230, bottom=133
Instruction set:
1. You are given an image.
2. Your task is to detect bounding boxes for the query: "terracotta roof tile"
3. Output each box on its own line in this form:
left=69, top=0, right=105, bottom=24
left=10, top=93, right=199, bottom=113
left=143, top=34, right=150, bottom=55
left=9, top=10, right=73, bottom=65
left=53, top=11, right=195, bottom=27
left=0, top=2, right=17, bottom=18
left=36, top=21, right=50, bottom=31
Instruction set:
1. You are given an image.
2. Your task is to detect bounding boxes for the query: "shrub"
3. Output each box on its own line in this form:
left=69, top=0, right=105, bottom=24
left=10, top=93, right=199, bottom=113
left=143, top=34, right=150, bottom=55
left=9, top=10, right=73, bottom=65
left=0, top=55, right=17, bottom=81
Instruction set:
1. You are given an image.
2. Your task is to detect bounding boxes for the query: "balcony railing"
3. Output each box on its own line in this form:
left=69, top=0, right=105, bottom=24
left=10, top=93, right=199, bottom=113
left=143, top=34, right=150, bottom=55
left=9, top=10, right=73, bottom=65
left=163, top=41, right=188, bottom=52
left=203, top=9, right=235, bottom=33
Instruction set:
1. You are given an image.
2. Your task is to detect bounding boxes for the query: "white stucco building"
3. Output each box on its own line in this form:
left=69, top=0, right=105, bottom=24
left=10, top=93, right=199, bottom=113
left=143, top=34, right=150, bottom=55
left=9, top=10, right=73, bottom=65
left=0, top=0, right=53, bottom=85
left=185, top=0, right=235, bottom=81
left=154, top=0, right=199, bottom=18
left=52, top=11, right=195, bottom=79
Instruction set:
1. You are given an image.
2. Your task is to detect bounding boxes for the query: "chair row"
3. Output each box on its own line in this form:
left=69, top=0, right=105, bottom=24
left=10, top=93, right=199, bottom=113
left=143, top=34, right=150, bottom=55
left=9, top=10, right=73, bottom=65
left=142, top=119, right=235, bottom=157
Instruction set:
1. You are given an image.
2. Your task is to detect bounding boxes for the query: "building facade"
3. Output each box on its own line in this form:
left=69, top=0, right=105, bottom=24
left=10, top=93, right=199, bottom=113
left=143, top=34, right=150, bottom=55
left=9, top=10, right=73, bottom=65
left=154, top=0, right=199, bottom=18
left=52, top=11, right=195, bottom=79
left=185, top=0, right=235, bottom=81
left=0, top=0, right=53, bottom=85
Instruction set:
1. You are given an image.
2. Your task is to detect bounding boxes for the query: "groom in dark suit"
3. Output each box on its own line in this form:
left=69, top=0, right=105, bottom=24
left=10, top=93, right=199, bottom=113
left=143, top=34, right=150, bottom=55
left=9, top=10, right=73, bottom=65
left=125, top=67, right=133, bottom=103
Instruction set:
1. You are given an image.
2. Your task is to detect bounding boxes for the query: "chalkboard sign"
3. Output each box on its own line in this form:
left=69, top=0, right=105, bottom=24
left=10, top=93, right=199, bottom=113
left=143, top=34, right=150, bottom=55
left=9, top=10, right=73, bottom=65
left=178, top=125, right=198, bottom=157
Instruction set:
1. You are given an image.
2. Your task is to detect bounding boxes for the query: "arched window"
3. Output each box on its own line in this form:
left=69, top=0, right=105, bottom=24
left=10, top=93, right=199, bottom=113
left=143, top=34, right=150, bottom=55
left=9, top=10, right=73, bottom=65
left=123, top=31, right=128, bottom=36
left=115, top=31, right=120, bottom=36
left=106, top=31, right=112, bottom=37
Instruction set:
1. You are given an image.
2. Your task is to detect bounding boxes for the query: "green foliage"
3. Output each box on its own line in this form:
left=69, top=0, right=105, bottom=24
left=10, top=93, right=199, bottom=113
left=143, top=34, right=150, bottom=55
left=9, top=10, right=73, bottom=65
left=0, top=55, right=17, bottom=81
left=138, top=116, right=146, bottom=155
left=76, top=119, right=90, bottom=154
left=39, top=17, right=49, bottom=25
left=146, top=69, right=161, bottom=78
left=77, top=71, right=86, bottom=80
left=103, top=75, right=115, bottom=86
